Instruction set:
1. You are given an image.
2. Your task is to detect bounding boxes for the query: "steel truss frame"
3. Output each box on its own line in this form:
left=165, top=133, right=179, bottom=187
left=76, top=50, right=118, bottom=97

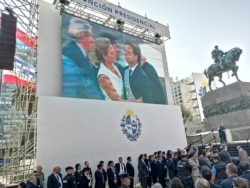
left=54, top=0, right=169, bottom=44
left=0, top=0, right=38, bottom=184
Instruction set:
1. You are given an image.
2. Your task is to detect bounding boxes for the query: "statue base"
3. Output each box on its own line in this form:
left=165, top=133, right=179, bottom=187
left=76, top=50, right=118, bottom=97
left=202, top=81, right=250, bottom=141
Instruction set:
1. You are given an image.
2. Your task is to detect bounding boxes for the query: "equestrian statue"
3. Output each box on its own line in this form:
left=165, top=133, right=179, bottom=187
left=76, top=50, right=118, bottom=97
left=204, top=45, right=242, bottom=90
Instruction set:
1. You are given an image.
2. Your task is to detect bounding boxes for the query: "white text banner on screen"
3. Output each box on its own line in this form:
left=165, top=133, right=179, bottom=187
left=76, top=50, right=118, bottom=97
left=72, top=0, right=170, bottom=38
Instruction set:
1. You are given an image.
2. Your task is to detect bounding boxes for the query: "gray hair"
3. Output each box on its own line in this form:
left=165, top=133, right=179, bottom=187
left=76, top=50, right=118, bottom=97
left=152, top=183, right=162, bottom=188
left=195, top=178, right=210, bottom=188
left=68, top=17, right=92, bottom=39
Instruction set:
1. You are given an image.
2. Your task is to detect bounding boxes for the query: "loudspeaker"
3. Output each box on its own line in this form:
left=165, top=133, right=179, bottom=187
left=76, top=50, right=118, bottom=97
left=0, top=13, right=17, bottom=70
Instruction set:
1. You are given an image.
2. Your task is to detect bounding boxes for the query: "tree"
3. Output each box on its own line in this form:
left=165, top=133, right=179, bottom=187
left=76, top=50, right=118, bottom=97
left=180, top=104, right=193, bottom=125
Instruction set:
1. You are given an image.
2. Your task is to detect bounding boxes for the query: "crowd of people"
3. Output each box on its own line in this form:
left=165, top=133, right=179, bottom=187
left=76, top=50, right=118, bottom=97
left=62, top=16, right=166, bottom=104
left=13, top=144, right=250, bottom=188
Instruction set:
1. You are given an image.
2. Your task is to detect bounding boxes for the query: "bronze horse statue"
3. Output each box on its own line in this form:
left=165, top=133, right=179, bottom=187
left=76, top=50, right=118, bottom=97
left=204, top=47, right=242, bottom=90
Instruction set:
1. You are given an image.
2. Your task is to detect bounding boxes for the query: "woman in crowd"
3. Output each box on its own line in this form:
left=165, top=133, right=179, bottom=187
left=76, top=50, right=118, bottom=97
left=188, top=151, right=200, bottom=186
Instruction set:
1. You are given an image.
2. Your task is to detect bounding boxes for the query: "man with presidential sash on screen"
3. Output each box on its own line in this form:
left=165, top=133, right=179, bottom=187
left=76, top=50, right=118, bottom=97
left=123, top=41, right=153, bottom=103
left=61, top=14, right=167, bottom=104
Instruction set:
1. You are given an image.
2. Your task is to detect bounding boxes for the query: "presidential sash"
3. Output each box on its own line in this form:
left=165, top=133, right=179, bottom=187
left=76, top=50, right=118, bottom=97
left=124, top=68, right=136, bottom=101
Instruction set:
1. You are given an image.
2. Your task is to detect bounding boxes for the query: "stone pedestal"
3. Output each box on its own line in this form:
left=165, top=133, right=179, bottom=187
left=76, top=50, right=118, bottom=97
left=201, top=82, right=250, bottom=141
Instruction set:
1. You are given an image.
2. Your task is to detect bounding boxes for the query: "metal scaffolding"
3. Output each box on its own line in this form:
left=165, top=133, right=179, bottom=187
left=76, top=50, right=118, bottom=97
left=0, top=0, right=38, bottom=184
left=54, top=0, right=170, bottom=45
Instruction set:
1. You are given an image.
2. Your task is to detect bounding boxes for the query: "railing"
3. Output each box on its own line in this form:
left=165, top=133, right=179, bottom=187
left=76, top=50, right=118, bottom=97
left=187, top=130, right=218, bottom=147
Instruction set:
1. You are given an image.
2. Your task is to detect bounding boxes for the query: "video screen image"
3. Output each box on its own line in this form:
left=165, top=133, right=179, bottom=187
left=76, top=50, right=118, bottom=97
left=62, top=13, right=167, bottom=105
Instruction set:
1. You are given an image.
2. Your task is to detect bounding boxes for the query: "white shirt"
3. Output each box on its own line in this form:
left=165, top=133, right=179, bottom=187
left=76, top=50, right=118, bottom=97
left=129, top=64, right=138, bottom=76
left=119, top=163, right=125, bottom=174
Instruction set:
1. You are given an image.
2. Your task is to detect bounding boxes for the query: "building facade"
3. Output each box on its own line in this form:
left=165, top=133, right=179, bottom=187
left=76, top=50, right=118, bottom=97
left=171, top=73, right=213, bottom=135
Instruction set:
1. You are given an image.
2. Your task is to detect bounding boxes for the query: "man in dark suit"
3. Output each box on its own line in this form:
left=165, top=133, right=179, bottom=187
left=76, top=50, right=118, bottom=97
left=138, top=154, right=149, bottom=188
left=141, top=56, right=166, bottom=104
left=47, top=166, right=63, bottom=188
left=218, top=123, right=227, bottom=144
left=126, top=157, right=134, bottom=188
left=94, top=164, right=105, bottom=188
left=220, top=163, right=238, bottom=188
left=62, top=17, right=104, bottom=100
left=115, top=157, right=126, bottom=186
left=149, top=155, right=157, bottom=185
left=239, top=161, right=250, bottom=183
left=83, top=161, right=93, bottom=188
left=156, top=155, right=167, bottom=188
left=99, top=161, right=107, bottom=186
left=107, top=161, right=118, bottom=188
left=219, top=145, right=232, bottom=165
left=123, top=41, right=153, bottom=103
left=80, top=168, right=91, bottom=188
left=74, top=164, right=82, bottom=188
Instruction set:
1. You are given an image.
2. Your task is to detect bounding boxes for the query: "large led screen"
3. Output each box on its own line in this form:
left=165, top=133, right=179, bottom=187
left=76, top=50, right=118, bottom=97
left=61, top=13, right=167, bottom=105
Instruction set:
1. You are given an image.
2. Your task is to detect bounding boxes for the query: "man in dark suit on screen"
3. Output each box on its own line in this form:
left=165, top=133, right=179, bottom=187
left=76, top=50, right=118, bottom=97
left=140, top=56, right=166, bottom=104
left=62, top=16, right=104, bottom=99
left=123, top=41, right=153, bottom=104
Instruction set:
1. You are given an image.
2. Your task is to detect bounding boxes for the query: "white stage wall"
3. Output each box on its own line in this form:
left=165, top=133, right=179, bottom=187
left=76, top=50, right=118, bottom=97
left=37, top=96, right=187, bottom=181
left=37, top=0, right=186, bottom=183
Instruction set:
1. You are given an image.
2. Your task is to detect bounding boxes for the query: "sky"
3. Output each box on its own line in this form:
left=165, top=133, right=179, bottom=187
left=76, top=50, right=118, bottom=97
left=44, top=0, right=250, bottom=86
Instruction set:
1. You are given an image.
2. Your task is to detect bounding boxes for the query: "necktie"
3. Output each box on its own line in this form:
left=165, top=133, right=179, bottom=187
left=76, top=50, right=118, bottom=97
left=129, top=69, right=132, bottom=77
left=56, top=175, right=61, bottom=187
left=102, top=173, right=104, bottom=183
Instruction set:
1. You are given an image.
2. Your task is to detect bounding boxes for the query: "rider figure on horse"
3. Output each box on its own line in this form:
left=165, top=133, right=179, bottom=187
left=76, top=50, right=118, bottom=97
left=211, top=45, right=225, bottom=69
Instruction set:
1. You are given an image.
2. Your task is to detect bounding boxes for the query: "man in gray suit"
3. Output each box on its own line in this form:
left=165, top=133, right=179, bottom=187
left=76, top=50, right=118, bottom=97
left=237, top=146, right=249, bottom=164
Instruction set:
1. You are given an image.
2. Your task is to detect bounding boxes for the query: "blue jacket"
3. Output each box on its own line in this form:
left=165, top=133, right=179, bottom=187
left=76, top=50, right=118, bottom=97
left=62, top=41, right=104, bottom=99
